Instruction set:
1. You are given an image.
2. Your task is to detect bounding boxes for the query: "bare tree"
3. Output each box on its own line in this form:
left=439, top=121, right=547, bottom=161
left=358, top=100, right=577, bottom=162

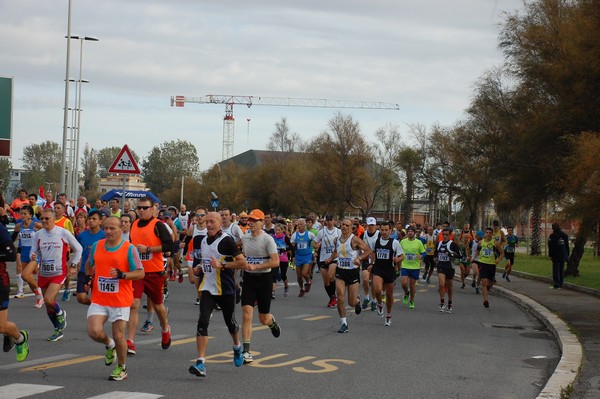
left=267, top=117, right=304, bottom=152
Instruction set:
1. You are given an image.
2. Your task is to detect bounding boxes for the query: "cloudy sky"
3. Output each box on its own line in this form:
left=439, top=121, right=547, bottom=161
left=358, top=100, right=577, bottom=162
left=2, top=0, right=524, bottom=172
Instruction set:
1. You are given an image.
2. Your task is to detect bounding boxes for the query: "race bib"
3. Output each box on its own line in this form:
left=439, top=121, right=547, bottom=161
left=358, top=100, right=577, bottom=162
left=98, top=277, right=119, bottom=293
left=192, top=248, right=202, bottom=260
left=324, top=245, right=334, bottom=254
left=506, top=246, right=515, bottom=253
left=338, top=257, right=353, bottom=269
left=202, top=259, right=213, bottom=273
left=376, top=248, right=390, bottom=260
left=426, top=247, right=434, bottom=255
left=297, top=241, right=308, bottom=250
left=246, top=256, right=266, bottom=265
left=438, top=253, right=449, bottom=262
left=139, top=251, right=153, bottom=261
left=40, top=261, right=57, bottom=273
left=483, top=248, right=493, bottom=257
left=405, top=254, right=416, bottom=261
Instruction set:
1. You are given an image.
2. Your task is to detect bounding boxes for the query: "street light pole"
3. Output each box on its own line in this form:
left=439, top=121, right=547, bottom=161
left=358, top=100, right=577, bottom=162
left=72, top=36, right=97, bottom=199
left=60, top=0, right=73, bottom=195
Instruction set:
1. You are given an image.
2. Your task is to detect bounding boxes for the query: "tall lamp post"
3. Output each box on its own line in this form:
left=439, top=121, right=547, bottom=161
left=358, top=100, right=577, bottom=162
left=60, top=0, right=73, bottom=196
left=67, top=35, right=98, bottom=199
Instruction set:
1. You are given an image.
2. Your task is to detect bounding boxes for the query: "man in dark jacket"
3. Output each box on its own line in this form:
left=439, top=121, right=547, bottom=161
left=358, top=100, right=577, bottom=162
left=548, top=223, right=570, bottom=289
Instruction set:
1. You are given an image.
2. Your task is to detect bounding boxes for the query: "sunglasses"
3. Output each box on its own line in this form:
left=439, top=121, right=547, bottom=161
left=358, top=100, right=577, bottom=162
left=137, top=206, right=151, bottom=210
left=198, top=213, right=206, bottom=217
left=40, top=217, right=52, bottom=221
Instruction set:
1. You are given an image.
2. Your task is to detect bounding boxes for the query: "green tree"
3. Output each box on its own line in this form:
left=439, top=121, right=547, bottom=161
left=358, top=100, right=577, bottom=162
left=141, top=140, right=200, bottom=195
left=21, top=140, right=62, bottom=193
left=0, top=158, right=12, bottom=195
left=309, top=113, right=375, bottom=220
left=267, top=117, right=305, bottom=152
left=80, top=144, right=99, bottom=200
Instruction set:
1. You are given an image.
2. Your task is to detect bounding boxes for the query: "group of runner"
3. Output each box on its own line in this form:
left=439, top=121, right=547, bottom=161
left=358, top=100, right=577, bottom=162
left=1, top=190, right=521, bottom=381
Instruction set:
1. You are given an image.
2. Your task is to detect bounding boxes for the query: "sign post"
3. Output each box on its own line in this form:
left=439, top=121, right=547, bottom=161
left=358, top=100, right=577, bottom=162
left=108, top=144, right=141, bottom=214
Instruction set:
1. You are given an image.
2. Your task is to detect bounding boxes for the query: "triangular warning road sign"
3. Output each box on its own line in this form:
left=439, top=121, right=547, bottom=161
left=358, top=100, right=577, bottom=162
left=108, top=145, right=141, bottom=174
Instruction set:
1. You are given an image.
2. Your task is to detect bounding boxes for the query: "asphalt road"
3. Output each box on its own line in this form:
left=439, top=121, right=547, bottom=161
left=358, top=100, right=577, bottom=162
left=1, top=269, right=559, bottom=399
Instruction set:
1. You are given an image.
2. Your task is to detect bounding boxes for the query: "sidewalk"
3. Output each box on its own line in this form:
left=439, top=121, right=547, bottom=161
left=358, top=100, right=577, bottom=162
left=494, top=271, right=600, bottom=399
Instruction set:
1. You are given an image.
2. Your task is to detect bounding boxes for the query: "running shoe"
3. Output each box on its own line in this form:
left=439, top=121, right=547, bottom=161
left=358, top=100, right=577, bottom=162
left=475, top=287, right=480, bottom=295
left=236, top=286, right=242, bottom=304
left=376, top=303, right=384, bottom=317
left=242, top=351, right=254, bottom=364
left=169, top=270, right=176, bottom=281
left=409, top=300, right=415, bottom=309
left=48, top=329, right=63, bottom=342
left=304, top=280, right=312, bottom=293
left=355, top=302, right=362, bottom=315
left=361, top=297, right=369, bottom=310
left=461, top=283, right=465, bottom=289
left=283, top=287, right=289, bottom=297
left=483, top=300, right=490, bottom=308
left=233, top=345, right=243, bottom=367
left=56, top=310, right=67, bottom=330
left=214, top=303, right=221, bottom=311
left=3, top=334, right=14, bottom=352
left=195, top=297, right=200, bottom=305
left=502, top=271, right=507, bottom=279
left=471, top=280, right=476, bottom=288
left=272, top=290, right=276, bottom=299
left=426, top=278, right=431, bottom=284
left=61, top=289, right=71, bottom=302
left=270, top=318, right=281, bottom=338
left=34, top=298, right=44, bottom=308
left=337, top=323, right=349, bottom=334
left=126, top=339, right=136, bottom=355
left=189, top=360, right=206, bottom=377
left=140, top=321, right=153, bottom=333
left=439, top=304, right=445, bottom=312
left=163, top=287, right=169, bottom=299
left=505, top=276, right=511, bottom=282
left=371, top=301, right=377, bottom=312
left=105, top=345, right=116, bottom=366
left=446, top=305, right=453, bottom=314
left=16, top=330, right=29, bottom=362
left=384, top=316, right=392, bottom=327
left=13, top=292, right=25, bottom=299
left=161, top=326, right=171, bottom=350
left=327, top=298, right=336, bottom=308
left=178, top=272, right=184, bottom=284
left=402, top=294, right=409, bottom=305
left=298, top=289, right=305, bottom=298
left=109, top=364, right=128, bottom=381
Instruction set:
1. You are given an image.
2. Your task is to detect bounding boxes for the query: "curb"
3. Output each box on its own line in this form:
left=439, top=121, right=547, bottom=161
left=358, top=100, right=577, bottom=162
left=511, top=270, right=600, bottom=298
left=492, top=284, right=582, bottom=399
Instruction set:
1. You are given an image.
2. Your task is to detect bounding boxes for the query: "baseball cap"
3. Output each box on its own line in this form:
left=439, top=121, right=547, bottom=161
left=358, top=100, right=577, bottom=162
left=492, top=220, right=499, bottom=226
left=239, top=211, right=248, bottom=218
left=366, top=217, right=376, bottom=225
left=406, top=225, right=416, bottom=232
left=476, top=230, right=484, bottom=238
left=163, top=210, right=173, bottom=219
left=98, top=208, right=110, bottom=218
left=247, top=209, right=265, bottom=220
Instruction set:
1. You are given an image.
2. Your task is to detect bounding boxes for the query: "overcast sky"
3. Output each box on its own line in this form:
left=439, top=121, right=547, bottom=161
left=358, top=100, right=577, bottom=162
left=2, top=0, right=524, bottom=171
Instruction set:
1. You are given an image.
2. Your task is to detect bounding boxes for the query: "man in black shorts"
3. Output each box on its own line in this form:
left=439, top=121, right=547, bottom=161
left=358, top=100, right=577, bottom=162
left=435, top=228, right=461, bottom=313
left=240, top=209, right=281, bottom=363
left=369, top=221, right=403, bottom=326
left=326, top=219, right=371, bottom=333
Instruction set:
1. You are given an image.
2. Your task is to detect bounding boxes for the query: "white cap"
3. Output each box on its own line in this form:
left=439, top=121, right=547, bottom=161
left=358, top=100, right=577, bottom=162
left=366, top=217, right=377, bottom=226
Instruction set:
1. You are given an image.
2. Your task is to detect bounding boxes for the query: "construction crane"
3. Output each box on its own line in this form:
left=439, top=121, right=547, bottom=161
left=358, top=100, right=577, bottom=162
left=170, top=95, right=400, bottom=160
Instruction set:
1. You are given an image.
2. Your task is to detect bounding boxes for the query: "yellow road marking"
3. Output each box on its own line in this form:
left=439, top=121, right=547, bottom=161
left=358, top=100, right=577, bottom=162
left=21, top=355, right=104, bottom=372
left=303, top=315, right=331, bottom=321
left=248, top=354, right=316, bottom=368
left=172, top=336, right=213, bottom=346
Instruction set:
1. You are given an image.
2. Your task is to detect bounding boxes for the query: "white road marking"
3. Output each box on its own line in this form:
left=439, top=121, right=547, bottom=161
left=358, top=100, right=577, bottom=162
left=0, top=383, right=62, bottom=398
left=87, top=392, right=163, bottom=399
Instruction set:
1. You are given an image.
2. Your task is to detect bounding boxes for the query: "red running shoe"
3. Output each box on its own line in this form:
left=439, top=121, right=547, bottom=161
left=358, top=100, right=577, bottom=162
left=126, top=339, right=136, bottom=355
left=161, top=326, right=171, bottom=350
